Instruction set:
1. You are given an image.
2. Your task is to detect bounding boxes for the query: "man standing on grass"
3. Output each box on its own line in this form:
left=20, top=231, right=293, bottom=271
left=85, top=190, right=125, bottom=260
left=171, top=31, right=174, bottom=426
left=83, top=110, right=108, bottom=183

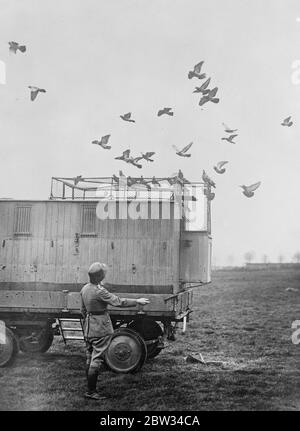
left=80, top=262, right=150, bottom=400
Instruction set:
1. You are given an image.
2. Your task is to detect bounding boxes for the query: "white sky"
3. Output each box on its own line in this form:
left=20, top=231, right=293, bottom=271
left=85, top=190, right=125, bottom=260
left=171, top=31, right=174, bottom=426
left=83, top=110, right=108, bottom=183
left=0, top=0, right=299, bottom=265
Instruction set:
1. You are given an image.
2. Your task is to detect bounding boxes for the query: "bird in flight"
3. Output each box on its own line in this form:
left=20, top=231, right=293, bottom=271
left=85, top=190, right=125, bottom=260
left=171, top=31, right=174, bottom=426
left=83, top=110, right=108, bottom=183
left=214, top=161, right=229, bottom=174
left=120, top=112, right=135, bottom=123
left=193, top=77, right=211, bottom=94
left=188, top=61, right=206, bottom=80
left=115, top=149, right=131, bottom=161
left=135, top=152, right=155, bottom=162
left=202, top=170, right=216, bottom=188
left=8, top=41, right=26, bottom=54
left=240, top=182, right=261, bottom=198
left=221, top=134, right=238, bottom=144
left=281, top=116, right=293, bottom=127
left=222, top=123, right=238, bottom=133
left=92, top=135, right=111, bottom=149
left=157, top=107, right=174, bottom=117
left=115, top=149, right=142, bottom=168
left=199, top=87, right=219, bottom=106
left=172, top=142, right=193, bottom=157
left=28, top=86, right=46, bottom=101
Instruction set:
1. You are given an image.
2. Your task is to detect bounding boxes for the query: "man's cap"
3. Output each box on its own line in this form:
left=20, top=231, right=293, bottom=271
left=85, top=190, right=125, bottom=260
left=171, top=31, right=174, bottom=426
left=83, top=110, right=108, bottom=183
left=88, top=262, right=108, bottom=274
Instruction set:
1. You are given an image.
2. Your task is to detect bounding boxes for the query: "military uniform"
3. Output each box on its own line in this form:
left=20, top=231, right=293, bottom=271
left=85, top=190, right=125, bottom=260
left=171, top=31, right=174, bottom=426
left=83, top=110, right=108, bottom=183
left=80, top=262, right=138, bottom=398
left=80, top=282, right=137, bottom=370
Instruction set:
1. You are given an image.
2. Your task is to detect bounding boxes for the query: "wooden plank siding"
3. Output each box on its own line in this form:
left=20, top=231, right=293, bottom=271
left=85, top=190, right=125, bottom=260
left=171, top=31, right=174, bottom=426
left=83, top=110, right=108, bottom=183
left=0, top=201, right=181, bottom=297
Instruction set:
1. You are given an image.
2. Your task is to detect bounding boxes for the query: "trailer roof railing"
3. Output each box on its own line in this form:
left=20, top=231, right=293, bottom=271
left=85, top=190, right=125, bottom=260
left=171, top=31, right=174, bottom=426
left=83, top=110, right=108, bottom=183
left=50, top=176, right=209, bottom=202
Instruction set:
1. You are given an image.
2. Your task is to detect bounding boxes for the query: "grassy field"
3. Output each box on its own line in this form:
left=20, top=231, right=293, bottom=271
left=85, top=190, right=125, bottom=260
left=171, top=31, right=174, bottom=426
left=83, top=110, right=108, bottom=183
left=0, top=268, right=299, bottom=411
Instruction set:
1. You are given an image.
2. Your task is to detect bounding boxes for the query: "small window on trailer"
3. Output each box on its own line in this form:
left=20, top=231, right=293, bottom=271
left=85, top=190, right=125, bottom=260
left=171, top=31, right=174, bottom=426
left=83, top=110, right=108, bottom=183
left=14, top=206, right=32, bottom=236
left=81, top=205, right=97, bottom=236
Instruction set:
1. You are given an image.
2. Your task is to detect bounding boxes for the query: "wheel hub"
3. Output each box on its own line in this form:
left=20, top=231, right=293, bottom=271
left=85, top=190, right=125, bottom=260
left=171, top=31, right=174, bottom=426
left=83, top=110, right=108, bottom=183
left=113, top=342, right=132, bottom=361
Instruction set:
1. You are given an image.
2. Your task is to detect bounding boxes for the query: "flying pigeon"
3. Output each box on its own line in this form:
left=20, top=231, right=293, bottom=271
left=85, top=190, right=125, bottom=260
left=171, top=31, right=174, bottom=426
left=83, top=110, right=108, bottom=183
left=28, top=86, right=46, bottom=101
left=214, top=161, right=229, bottom=174
left=8, top=41, right=26, bottom=54
left=134, top=152, right=155, bottom=162
left=127, top=158, right=142, bottom=169
left=199, top=87, right=219, bottom=106
left=115, top=149, right=131, bottom=161
left=188, top=61, right=206, bottom=80
left=74, top=175, right=83, bottom=185
left=240, top=182, right=261, bottom=198
left=157, top=107, right=174, bottom=117
left=193, top=77, right=211, bottom=94
left=120, top=112, right=135, bottom=123
left=281, top=116, right=293, bottom=127
left=202, top=170, right=216, bottom=188
left=221, top=134, right=238, bottom=144
left=172, top=142, right=193, bottom=157
left=92, top=135, right=111, bottom=149
left=222, top=123, right=238, bottom=133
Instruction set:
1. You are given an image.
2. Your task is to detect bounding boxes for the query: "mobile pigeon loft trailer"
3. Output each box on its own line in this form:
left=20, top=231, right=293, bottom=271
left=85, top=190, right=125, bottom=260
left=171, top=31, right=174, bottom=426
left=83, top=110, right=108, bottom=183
left=0, top=176, right=212, bottom=372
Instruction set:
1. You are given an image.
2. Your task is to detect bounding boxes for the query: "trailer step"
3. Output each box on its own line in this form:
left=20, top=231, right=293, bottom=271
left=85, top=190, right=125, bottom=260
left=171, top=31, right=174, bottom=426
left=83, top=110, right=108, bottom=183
left=56, top=318, right=84, bottom=344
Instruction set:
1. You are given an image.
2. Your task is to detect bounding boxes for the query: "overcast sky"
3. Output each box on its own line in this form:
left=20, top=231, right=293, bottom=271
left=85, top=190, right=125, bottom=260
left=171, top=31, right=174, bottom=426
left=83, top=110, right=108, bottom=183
left=0, top=0, right=299, bottom=265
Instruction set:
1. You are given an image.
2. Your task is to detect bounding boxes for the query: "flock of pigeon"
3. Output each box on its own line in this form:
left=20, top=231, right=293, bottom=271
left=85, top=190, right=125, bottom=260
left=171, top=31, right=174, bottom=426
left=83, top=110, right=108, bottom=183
left=9, top=45, right=294, bottom=200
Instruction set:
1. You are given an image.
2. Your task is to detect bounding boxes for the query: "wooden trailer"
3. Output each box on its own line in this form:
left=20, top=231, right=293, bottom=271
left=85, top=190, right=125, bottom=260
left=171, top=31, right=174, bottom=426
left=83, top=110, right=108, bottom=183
left=0, top=176, right=212, bottom=372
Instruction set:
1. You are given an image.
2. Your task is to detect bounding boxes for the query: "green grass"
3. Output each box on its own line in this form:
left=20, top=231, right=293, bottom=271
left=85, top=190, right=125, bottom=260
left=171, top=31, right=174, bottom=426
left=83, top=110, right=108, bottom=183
left=0, top=268, right=299, bottom=411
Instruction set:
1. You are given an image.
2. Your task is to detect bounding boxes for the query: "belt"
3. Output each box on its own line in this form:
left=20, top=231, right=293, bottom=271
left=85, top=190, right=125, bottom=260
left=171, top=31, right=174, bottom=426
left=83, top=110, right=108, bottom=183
left=87, top=311, right=107, bottom=316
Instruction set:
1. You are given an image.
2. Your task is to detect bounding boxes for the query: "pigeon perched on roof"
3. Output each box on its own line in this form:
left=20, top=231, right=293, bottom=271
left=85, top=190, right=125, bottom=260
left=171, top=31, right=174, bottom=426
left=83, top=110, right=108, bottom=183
left=28, top=86, right=46, bottom=101
left=199, top=87, right=219, bottom=106
left=151, top=176, right=161, bottom=187
left=204, top=187, right=215, bottom=201
left=222, top=123, right=238, bottom=133
left=8, top=41, right=26, bottom=54
left=92, top=135, right=111, bottom=149
left=120, top=112, right=135, bottom=123
left=137, top=176, right=151, bottom=190
left=134, top=152, right=155, bottom=162
left=213, top=161, right=229, bottom=174
left=193, top=77, right=211, bottom=94
left=177, top=169, right=191, bottom=184
left=115, top=149, right=131, bottom=161
left=74, top=175, right=83, bottom=185
left=157, top=107, right=174, bottom=117
left=281, top=116, right=293, bottom=127
left=202, top=170, right=216, bottom=188
left=240, top=182, right=261, bottom=198
left=172, top=142, right=193, bottom=157
left=221, top=134, right=238, bottom=144
left=188, top=61, right=206, bottom=80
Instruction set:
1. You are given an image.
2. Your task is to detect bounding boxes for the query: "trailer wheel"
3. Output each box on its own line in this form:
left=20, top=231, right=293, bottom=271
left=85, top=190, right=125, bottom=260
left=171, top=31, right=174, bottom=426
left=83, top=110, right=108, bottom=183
left=19, top=328, right=54, bottom=354
left=128, top=319, right=163, bottom=359
left=104, top=328, right=147, bottom=373
left=0, top=327, right=19, bottom=367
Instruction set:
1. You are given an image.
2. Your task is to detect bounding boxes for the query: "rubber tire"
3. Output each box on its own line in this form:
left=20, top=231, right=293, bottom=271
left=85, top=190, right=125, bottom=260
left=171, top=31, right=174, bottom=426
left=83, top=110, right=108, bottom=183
left=104, top=328, right=147, bottom=374
left=127, top=319, right=163, bottom=359
left=19, top=329, right=54, bottom=354
left=0, top=327, right=19, bottom=367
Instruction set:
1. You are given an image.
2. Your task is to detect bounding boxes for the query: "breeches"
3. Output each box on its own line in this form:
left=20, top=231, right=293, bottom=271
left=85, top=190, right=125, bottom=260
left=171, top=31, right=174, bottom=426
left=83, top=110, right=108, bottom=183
left=85, top=335, right=112, bottom=370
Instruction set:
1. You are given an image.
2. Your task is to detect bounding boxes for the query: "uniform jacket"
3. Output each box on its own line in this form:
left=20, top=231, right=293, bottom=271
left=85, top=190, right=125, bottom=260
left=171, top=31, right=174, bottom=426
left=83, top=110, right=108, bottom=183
left=80, top=283, right=137, bottom=339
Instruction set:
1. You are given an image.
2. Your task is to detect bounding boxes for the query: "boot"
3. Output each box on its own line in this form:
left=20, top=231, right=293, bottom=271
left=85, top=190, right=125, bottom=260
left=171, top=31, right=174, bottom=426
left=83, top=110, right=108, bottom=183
left=87, top=367, right=98, bottom=393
